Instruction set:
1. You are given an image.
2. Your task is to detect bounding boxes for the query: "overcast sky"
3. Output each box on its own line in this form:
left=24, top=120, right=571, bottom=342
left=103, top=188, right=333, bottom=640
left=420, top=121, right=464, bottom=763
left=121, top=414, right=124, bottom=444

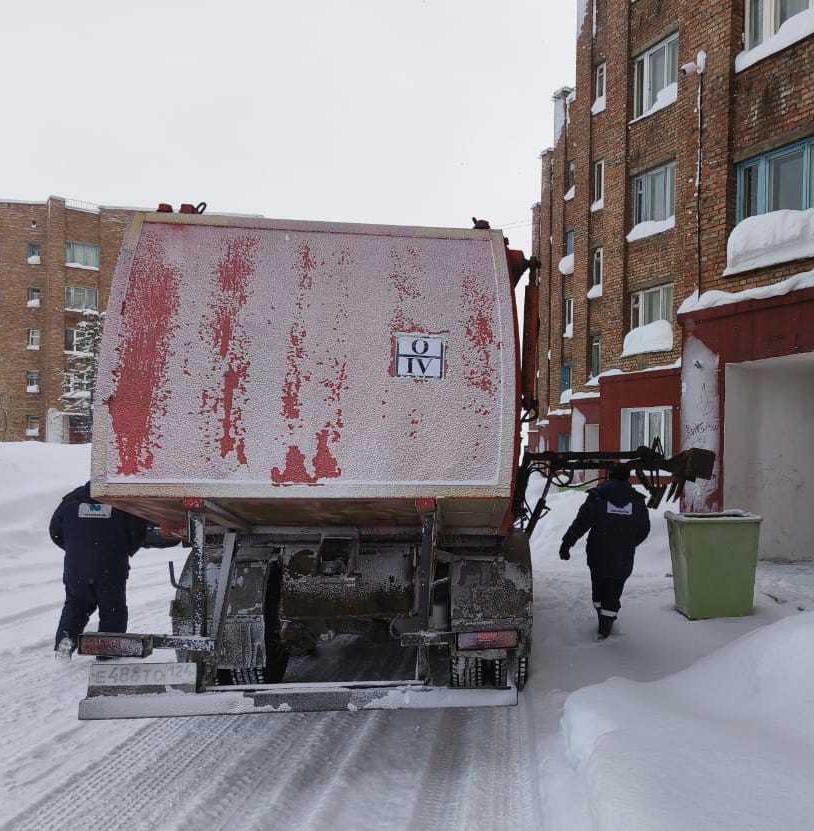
left=2, top=0, right=576, bottom=256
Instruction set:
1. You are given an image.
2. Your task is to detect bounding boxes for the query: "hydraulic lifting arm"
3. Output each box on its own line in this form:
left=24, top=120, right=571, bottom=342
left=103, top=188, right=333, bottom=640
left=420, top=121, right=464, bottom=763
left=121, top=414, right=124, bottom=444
left=514, top=441, right=716, bottom=538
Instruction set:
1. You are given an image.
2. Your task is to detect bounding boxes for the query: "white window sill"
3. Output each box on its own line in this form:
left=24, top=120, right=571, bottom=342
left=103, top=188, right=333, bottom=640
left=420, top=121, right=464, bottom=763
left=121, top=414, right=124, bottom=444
left=591, top=95, right=606, bottom=116
left=627, top=214, right=675, bottom=243
left=564, top=186, right=575, bottom=202
left=629, top=82, right=678, bottom=125
left=27, top=256, right=41, bottom=265
left=26, top=300, right=41, bottom=308
left=587, top=283, right=603, bottom=299
left=26, top=386, right=40, bottom=394
left=25, top=429, right=40, bottom=437
left=590, top=198, right=604, bottom=213
left=736, top=9, right=814, bottom=72
left=559, top=253, right=575, bottom=275
left=26, top=345, right=40, bottom=351
left=65, top=262, right=100, bottom=272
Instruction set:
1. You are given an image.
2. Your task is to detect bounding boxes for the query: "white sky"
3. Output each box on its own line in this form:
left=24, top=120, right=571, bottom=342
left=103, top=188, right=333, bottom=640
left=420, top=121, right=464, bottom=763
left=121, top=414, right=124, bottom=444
left=1, top=0, right=576, bottom=257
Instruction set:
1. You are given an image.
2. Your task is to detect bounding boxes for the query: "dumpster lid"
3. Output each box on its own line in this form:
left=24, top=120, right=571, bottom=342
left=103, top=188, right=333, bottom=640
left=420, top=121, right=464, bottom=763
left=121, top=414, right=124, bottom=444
left=665, top=510, right=762, bottom=523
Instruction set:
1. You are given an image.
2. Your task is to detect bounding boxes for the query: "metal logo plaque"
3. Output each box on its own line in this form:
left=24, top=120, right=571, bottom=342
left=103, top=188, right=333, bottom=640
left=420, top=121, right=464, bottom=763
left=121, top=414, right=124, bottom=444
left=396, top=335, right=445, bottom=379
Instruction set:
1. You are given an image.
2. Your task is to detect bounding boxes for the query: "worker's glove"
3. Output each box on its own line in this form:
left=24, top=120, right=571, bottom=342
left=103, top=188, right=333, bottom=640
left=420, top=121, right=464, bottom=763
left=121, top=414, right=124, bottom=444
left=559, top=543, right=571, bottom=561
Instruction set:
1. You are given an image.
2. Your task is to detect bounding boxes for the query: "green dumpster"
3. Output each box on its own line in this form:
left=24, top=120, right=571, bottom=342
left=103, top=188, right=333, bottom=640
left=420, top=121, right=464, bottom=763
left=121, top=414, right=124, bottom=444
left=665, top=510, right=762, bottom=619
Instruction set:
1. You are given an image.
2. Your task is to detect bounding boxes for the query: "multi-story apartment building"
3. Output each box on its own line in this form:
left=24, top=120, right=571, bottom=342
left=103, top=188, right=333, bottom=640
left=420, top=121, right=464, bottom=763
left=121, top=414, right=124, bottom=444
left=531, top=1, right=814, bottom=560
left=0, top=197, right=138, bottom=443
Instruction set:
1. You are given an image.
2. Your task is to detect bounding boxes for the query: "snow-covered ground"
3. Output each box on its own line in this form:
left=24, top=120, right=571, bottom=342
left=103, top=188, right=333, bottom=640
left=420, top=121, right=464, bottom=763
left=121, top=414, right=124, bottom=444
left=2, top=442, right=814, bottom=830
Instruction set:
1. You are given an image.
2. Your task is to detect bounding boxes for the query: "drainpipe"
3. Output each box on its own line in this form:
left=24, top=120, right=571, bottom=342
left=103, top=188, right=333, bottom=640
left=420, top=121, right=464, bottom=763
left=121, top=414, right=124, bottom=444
left=683, top=50, right=707, bottom=297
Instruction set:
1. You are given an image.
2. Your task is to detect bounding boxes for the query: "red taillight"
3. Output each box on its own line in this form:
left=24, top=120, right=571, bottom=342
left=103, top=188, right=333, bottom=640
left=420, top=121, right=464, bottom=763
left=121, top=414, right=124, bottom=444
left=78, top=633, right=153, bottom=658
left=457, top=630, right=519, bottom=650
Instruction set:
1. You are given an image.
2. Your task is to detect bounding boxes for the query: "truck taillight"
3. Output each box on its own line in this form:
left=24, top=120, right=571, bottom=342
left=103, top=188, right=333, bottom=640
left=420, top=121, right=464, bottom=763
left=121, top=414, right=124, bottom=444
left=457, top=630, right=519, bottom=650
left=78, top=633, right=153, bottom=658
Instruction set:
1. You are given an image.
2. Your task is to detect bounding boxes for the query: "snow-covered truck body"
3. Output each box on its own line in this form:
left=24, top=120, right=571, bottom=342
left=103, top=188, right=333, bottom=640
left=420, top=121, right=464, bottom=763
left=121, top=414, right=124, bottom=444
left=79, top=211, right=532, bottom=718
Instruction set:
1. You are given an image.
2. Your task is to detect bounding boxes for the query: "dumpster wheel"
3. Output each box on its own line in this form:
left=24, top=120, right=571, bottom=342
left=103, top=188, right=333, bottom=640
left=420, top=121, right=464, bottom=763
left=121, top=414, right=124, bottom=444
left=515, top=656, right=529, bottom=691
left=450, top=656, right=485, bottom=688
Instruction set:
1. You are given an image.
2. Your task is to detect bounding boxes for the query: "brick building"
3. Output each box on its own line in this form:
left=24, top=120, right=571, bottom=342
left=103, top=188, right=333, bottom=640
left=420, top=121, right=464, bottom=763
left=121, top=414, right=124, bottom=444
left=0, top=196, right=138, bottom=443
left=530, top=1, right=814, bottom=560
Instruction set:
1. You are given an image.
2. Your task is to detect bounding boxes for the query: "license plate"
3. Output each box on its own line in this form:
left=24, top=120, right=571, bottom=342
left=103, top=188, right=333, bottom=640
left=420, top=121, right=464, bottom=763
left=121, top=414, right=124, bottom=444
left=88, top=662, right=197, bottom=696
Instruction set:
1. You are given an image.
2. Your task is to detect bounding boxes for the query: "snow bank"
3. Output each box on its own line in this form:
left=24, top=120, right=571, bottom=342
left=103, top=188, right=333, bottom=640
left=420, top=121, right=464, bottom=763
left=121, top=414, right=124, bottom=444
left=679, top=268, right=814, bottom=315
left=736, top=8, right=814, bottom=73
left=558, top=253, right=575, bottom=275
left=562, top=612, right=814, bottom=830
left=630, top=81, right=677, bottom=123
left=627, top=214, right=675, bottom=242
left=621, top=320, right=673, bottom=357
left=591, top=94, right=605, bottom=115
left=723, top=208, right=814, bottom=276
left=563, top=185, right=575, bottom=202
left=587, top=283, right=602, bottom=299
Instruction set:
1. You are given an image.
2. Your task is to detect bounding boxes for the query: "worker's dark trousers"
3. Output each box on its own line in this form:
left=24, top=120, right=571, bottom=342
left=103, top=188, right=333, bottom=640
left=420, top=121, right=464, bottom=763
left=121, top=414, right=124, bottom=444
left=54, top=576, right=128, bottom=649
left=590, top=571, right=626, bottom=617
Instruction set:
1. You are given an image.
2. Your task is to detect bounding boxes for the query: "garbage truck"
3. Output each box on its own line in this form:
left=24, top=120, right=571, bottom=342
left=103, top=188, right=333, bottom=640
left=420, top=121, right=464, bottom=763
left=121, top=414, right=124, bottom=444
left=76, top=206, right=714, bottom=719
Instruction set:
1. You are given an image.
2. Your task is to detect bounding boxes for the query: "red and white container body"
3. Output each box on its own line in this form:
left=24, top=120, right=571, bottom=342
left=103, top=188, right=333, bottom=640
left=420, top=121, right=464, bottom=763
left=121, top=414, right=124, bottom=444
left=91, top=213, right=518, bottom=530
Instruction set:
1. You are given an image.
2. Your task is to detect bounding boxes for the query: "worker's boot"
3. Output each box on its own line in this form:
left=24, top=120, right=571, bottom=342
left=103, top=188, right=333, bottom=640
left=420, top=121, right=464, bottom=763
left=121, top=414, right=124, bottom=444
left=594, top=603, right=602, bottom=624
left=55, top=637, right=76, bottom=662
left=597, top=613, right=615, bottom=640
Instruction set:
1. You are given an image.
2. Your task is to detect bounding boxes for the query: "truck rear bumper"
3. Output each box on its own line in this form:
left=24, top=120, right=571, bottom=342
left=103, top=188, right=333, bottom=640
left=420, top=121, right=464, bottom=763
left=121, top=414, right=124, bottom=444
left=79, top=677, right=517, bottom=719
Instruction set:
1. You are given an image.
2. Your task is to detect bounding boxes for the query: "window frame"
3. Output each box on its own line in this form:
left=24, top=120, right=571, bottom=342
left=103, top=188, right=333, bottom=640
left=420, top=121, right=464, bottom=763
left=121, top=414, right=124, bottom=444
left=566, top=160, right=576, bottom=191
left=563, top=297, right=574, bottom=332
left=591, top=247, right=604, bottom=287
left=595, top=62, right=606, bottom=100
left=27, top=328, right=41, bottom=349
left=746, top=0, right=814, bottom=50
left=26, top=370, right=40, bottom=392
left=27, top=242, right=41, bottom=261
left=633, top=32, right=679, bottom=118
left=565, top=229, right=576, bottom=256
left=632, top=162, right=676, bottom=225
left=560, top=363, right=572, bottom=394
left=736, top=136, right=814, bottom=221
left=594, top=159, right=605, bottom=202
left=26, top=415, right=40, bottom=436
left=28, top=287, right=42, bottom=304
left=64, top=285, right=99, bottom=311
left=630, top=283, right=674, bottom=329
left=64, top=241, right=101, bottom=270
left=621, top=406, right=673, bottom=455
left=590, top=334, right=602, bottom=378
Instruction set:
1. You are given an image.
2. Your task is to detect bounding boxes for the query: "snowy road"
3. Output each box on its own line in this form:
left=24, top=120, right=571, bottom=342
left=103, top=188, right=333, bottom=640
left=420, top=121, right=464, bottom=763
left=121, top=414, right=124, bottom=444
left=2, top=443, right=812, bottom=831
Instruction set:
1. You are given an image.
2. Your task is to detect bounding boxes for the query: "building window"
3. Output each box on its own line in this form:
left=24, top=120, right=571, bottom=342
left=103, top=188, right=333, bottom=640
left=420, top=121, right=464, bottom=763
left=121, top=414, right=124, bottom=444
left=566, top=160, right=576, bottom=190
left=560, top=363, right=572, bottom=393
left=27, top=287, right=41, bottom=307
left=65, top=286, right=99, bottom=311
left=633, top=162, right=676, bottom=224
left=26, top=415, right=40, bottom=438
left=565, top=229, right=575, bottom=255
left=622, top=406, right=673, bottom=456
left=26, top=371, right=40, bottom=393
left=592, top=247, right=604, bottom=287
left=590, top=335, right=602, bottom=378
left=27, top=242, right=41, bottom=264
left=634, top=33, right=678, bottom=117
left=27, top=329, right=41, bottom=350
left=65, top=328, right=79, bottom=352
left=736, top=136, right=814, bottom=220
left=631, top=283, right=674, bottom=328
left=64, top=241, right=100, bottom=269
left=746, top=0, right=813, bottom=49
left=558, top=433, right=571, bottom=452
left=594, top=160, right=605, bottom=202
left=595, top=62, right=606, bottom=100
left=64, top=371, right=91, bottom=398
left=564, top=297, right=574, bottom=333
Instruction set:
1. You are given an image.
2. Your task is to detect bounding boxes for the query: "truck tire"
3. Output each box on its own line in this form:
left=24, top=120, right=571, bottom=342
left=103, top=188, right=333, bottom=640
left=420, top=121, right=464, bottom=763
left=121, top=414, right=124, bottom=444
left=449, top=656, right=485, bottom=688
left=515, top=656, right=529, bottom=690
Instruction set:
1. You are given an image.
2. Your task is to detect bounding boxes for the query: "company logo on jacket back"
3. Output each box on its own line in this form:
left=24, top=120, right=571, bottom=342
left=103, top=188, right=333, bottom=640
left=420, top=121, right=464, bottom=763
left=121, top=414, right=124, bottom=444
left=79, top=503, right=113, bottom=519
left=607, top=503, right=633, bottom=516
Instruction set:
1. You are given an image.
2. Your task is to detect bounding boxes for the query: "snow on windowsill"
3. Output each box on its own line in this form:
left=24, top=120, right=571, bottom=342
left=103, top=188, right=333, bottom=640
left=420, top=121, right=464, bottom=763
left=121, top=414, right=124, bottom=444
left=548, top=407, right=572, bottom=416
left=736, top=9, right=814, bottom=73
left=64, top=350, right=93, bottom=358
left=62, top=391, right=91, bottom=400
left=571, top=390, right=601, bottom=400
left=585, top=358, right=682, bottom=386
left=26, top=386, right=40, bottom=394
left=27, top=255, right=41, bottom=265
left=26, top=299, right=40, bottom=308
left=629, top=81, right=677, bottom=124
left=65, top=262, right=99, bottom=272
left=564, top=186, right=575, bottom=202
left=678, top=269, right=814, bottom=316
left=559, top=253, right=575, bottom=275
left=627, top=214, right=675, bottom=243
left=723, top=208, right=814, bottom=276
left=587, top=283, right=603, bottom=299
left=560, top=388, right=573, bottom=405
left=26, top=345, right=40, bottom=351
left=25, top=429, right=39, bottom=437
left=590, top=197, right=604, bottom=213
left=591, top=95, right=606, bottom=115
left=563, top=323, right=574, bottom=339
left=64, top=307, right=98, bottom=314
left=621, top=319, right=674, bottom=357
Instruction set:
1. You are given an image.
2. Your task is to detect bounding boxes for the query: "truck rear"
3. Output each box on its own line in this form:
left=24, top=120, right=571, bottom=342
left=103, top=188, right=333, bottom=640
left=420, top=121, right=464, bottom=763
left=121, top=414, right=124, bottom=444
left=79, top=210, right=533, bottom=718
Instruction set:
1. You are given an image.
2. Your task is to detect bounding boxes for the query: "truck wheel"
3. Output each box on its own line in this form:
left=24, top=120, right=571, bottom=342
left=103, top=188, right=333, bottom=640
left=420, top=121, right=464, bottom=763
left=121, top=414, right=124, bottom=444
left=515, top=656, right=529, bottom=690
left=491, top=658, right=508, bottom=688
left=450, top=656, right=484, bottom=688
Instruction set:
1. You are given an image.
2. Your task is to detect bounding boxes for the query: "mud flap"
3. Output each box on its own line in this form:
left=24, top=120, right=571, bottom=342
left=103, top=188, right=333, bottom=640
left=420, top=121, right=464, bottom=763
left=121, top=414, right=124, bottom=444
left=78, top=678, right=517, bottom=719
